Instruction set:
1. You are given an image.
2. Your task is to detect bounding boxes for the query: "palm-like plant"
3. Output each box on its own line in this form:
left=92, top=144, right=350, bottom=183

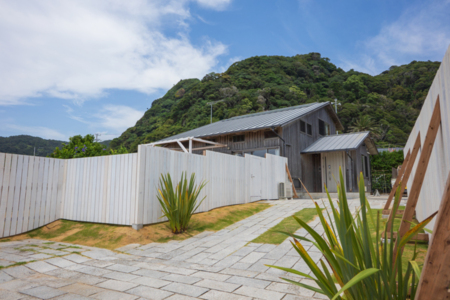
left=269, top=168, right=436, bottom=300
left=157, top=172, right=207, bottom=234
left=349, top=115, right=379, bottom=135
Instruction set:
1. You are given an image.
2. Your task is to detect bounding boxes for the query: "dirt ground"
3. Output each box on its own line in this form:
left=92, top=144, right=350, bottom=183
left=2, top=202, right=270, bottom=250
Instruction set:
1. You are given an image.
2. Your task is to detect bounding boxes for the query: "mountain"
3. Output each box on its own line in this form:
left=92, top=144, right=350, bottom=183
left=108, top=53, right=439, bottom=152
left=0, top=135, right=67, bottom=157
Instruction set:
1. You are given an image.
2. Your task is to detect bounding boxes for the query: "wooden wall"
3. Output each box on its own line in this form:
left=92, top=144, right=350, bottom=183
left=403, top=45, right=450, bottom=230
left=62, top=154, right=138, bottom=226
left=282, top=107, right=337, bottom=191
left=134, top=146, right=287, bottom=225
left=0, top=153, right=65, bottom=238
left=0, top=146, right=287, bottom=237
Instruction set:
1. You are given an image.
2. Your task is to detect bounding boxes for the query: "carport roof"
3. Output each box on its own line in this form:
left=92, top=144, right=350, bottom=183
left=301, top=131, right=378, bottom=155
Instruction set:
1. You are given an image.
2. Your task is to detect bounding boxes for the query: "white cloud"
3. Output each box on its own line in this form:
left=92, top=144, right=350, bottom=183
left=340, top=0, right=450, bottom=74
left=195, top=0, right=231, bottom=10
left=5, top=124, right=67, bottom=140
left=95, top=105, right=144, bottom=133
left=0, top=0, right=229, bottom=105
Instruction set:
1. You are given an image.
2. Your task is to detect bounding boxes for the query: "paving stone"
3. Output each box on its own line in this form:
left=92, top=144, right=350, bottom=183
left=91, top=290, right=138, bottom=300
left=254, top=244, right=277, bottom=253
left=20, top=286, right=66, bottom=299
left=219, top=268, right=258, bottom=278
left=162, top=266, right=196, bottom=276
left=239, top=252, right=266, bottom=264
left=45, top=269, right=81, bottom=279
left=0, top=290, right=24, bottom=300
left=266, top=282, right=315, bottom=296
left=0, top=271, right=14, bottom=283
left=39, top=249, right=67, bottom=256
left=27, top=274, right=73, bottom=288
left=103, top=271, right=139, bottom=282
left=106, top=264, right=140, bottom=273
left=131, top=269, right=168, bottom=279
left=126, top=285, right=173, bottom=300
left=59, top=283, right=105, bottom=297
left=165, top=294, right=198, bottom=300
left=115, top=244, right=141, bottom=252
left=162, top=282, right=209, bottom=298
left=0, top=279, right=40, bottom=291
left=64, top=254, right=90, bottom=264
left=195, top=279, right=240, bottom=292
left=247, top=258, right=275, bottom=272
left=282, top=295, right=316, bottom=300
left=233, top=285, right=285, bottom=300
left=2, top=266, right=36, bottom=279
left=131, top=276, right=171, bottom=288
left=162, top=273, right=202, bottom=285
left=96, top=279, right=138, bottom=292
left=190, top=271, right=230, bottom=282
left=226, top=275, right=271, bottom=289
left=82, top=250, right=116, bottom=260
left=52, top=294, right=93, bottom=300
left=73, top=274, right=107, bottom=285
left=200, top=290, right=252, bottom=300
left=76, top=266, right=110, bottom=277
left=82, top=260, right=115, bottom=268
left=46, top=257, right=75, bottom=268
left=29, top=253, right=53, bottom=260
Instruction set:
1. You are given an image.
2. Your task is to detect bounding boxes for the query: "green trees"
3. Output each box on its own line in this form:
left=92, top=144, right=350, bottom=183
left=50, top=134, right=127, bottom=159
left=109, top=55, right=439, bottom=152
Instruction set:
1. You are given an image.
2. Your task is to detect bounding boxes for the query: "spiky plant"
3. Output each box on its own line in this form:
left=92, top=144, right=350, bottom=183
left=157, top=172, right=206, bottom=234
left=269, top=167, right=436, bottom=300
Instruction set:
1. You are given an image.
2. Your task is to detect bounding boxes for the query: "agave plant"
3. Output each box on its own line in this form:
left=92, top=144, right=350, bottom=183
left=157, top=172, right=207, bottom=234
left=269, top=167, right=436, bottom=300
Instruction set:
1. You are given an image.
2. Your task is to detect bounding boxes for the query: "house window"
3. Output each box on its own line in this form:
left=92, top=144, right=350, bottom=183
left=319, top=119, right=331, bottom=136
left=300, top=120, right=306, bottom=133
left=307, top=124, right=312, bottom=135
left=264, top=130, right=278, bottom=139
left=238, top=148, right=280, bottom=157
left=361, top=155, right=369, bottom=177
left=233, top=135, right=245, bottom=142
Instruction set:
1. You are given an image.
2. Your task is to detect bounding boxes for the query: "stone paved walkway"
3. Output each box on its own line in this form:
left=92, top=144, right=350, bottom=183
left=0, top=198, right=392, bottom=300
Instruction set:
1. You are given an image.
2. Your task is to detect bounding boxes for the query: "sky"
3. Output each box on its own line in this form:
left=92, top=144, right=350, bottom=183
left=1, top=0, right=449, bottom=142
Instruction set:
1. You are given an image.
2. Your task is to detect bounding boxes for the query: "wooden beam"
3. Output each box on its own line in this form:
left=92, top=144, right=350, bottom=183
left=394, top=96, right=441, bottom=261
left=383, top=150, right=411, bottom=210
left=386, top=133, right=421, bottom=231
left=176, top=140, right=188, bottom=153
left=382, top=231, right=429, bottom=243
left=415, top=171, right=450, bottom=300
left=285, top=163, right=299, bottom=198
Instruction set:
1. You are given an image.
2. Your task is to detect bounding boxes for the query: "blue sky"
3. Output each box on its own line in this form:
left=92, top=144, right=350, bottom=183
left=1, top=0, right=449, bottom=141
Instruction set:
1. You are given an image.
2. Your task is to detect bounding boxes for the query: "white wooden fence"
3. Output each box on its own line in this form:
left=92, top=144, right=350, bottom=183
left=404, top=44, right=450, bottom=230
left=0, top=147, right=287, bottom=238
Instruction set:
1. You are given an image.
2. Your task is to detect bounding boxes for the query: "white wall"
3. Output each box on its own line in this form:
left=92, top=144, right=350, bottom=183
left=404, top=45, right=450, bottom=229
left=0, top=146, right=288, bottom=237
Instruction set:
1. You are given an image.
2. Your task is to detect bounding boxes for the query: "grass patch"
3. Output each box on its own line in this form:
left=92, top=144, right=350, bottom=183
left=1, top=202, right=270, bottom=250
left=369, top=208, right=428, bottom=273
left=251, top=208, right=319, bottom=244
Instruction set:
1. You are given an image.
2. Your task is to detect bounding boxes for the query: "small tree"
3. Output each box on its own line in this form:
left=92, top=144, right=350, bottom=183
left=50, top=134, right=127, bottom=159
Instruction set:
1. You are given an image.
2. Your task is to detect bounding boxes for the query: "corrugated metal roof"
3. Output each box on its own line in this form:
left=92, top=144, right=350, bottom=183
left=301, top=132, right=372, bottom=154
left=159, top=102, right=332, bottom=142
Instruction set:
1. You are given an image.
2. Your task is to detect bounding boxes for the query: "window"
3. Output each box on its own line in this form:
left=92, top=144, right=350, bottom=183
left=264, top=130, right=278, bottom=139
left=300, top=120, right=306, bottom=133
left=232, top=135, right=245, bottom=142
left=307, top=124, right=312, bottom=135
left=319, top=119, right=331, bottom=136
left=252, top=149, right=267, bottom=157
left=267, top=148, right=280, bottom=155
left=361, top=155, right=369, bottom=177
left=237, top=148, right=280, bottom=157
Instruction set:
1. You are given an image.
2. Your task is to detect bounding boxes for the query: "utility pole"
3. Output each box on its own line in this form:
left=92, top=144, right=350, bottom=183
left=94, top=133, right=101, bottom=142
left=334, top=98, right=341, bottom=135
left=206, top=100, right=225, bottom=124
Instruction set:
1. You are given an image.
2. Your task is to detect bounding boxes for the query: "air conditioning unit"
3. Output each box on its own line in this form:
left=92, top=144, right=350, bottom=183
left=278, top=182, right=285, bottom=199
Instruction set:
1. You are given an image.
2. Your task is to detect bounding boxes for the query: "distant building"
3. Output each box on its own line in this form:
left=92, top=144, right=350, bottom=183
left=377, top=147, right=404, bottom=153
left=153, top=102, right=378, bottom=194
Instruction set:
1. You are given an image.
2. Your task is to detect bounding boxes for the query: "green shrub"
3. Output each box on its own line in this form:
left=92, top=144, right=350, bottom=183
left=157, top=172, right=206, bottom=234
left=269, top=167, right=436, bottom=300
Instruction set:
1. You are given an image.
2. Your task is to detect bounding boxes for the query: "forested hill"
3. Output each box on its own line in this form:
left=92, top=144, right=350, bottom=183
left=0, top=135, right=67, bottom=157
left=110, top=53, right=440, bottom=152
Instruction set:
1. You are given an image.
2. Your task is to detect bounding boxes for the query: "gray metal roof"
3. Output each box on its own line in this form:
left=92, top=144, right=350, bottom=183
left=301, top=132, right=378, bottom=155
left=159, top=102, right=339, bottom=141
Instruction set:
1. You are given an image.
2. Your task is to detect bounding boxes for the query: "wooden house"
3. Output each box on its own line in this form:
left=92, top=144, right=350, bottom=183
left=152, top=102, right=378, bottom=194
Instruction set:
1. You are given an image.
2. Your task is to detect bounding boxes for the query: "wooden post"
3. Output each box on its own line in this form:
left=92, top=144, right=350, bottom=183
left=386, top=133, right=421, bottom=231
left=415, top=172, right=450, bottom=300
left=383, top=150, right=411, bottom=210
left=285, top=163, right=299, bottom=198
left=393, top=96, right=441, bottom=259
